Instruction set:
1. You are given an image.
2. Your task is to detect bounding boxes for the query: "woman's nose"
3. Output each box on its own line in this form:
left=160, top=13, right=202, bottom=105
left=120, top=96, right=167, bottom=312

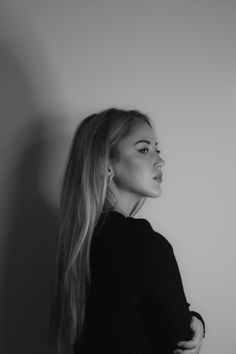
left=155, top=153, right=165, bottom=167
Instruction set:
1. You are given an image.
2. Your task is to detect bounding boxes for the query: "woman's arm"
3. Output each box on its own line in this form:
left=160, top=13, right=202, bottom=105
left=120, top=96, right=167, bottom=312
left=137, top=219, right=197, bottom=348
left=174, top=315, right=204, bottom=354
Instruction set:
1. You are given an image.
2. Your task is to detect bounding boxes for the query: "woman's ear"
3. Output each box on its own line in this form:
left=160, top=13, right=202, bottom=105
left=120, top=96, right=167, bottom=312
left=107, top=164, right=115, bottom=182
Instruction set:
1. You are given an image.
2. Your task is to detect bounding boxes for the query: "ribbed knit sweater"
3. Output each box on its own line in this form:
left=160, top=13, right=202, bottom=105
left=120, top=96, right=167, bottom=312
left=73, top=210, right=205, bottom=354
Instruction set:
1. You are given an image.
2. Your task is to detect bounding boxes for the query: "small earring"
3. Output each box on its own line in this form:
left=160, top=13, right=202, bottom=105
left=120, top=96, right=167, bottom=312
left=109, top=175, right=113, bottom=182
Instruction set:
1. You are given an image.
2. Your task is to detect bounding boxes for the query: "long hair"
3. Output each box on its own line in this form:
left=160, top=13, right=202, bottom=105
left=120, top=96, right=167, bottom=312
left=50, top=107, right=152, bottom=351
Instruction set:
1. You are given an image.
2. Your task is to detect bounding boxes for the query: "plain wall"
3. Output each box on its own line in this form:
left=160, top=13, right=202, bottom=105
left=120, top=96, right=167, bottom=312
left=0, top=1, right=235, bottom=353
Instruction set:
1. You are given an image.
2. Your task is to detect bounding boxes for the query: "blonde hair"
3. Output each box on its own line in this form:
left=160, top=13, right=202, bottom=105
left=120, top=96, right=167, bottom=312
left=50, top=107, right=152, bottom=350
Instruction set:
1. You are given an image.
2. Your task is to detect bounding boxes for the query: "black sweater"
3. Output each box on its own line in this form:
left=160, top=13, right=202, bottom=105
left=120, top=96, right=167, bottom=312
left=73, top=210, right=205, bottom=354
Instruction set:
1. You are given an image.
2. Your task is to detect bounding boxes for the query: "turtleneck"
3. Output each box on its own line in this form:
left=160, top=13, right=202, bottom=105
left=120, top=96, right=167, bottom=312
left=73, top=209, right=205, bottom=354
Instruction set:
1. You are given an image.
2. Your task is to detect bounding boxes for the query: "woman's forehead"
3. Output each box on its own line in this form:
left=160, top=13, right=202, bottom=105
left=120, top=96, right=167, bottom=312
left=124, top=123, right=157, bottom=146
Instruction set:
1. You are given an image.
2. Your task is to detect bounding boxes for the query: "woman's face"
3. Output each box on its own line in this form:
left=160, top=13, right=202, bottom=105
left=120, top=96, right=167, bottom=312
left=109, top=121, right=165, bottom=201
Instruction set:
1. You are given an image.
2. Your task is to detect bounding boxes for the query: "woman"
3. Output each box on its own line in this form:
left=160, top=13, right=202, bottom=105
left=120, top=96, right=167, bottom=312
left=50, top=108, right=205, bottom=353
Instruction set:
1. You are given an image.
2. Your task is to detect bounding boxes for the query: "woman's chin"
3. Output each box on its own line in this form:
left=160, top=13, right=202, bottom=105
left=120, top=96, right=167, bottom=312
left=147, top=186, right=162, bottom=198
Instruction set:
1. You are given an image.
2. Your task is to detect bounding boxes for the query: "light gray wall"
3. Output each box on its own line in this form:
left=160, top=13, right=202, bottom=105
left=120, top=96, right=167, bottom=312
left=0, top=1, right=235, bottom=353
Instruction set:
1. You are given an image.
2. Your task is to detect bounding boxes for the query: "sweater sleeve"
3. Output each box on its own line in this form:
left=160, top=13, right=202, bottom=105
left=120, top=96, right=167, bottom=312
left=136, top=219, right=193, bottom=345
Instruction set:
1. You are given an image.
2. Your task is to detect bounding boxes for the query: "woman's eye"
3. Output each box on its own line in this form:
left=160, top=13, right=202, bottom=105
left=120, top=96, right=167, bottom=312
left=139, top=148, right=149, bottom=154
left=139, top=148, right=161, bottom=155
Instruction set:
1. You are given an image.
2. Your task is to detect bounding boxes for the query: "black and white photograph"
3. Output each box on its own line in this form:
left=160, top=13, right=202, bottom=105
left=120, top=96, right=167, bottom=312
left=0, top=1, right=235, bottom=353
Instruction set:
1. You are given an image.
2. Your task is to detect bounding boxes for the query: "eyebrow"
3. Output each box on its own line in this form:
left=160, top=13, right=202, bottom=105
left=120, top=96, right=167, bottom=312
left=134, top=140, right=158, bottom=146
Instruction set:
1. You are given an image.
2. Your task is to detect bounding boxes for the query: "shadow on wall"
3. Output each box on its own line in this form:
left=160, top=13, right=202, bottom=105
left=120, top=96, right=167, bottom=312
left=0, top=45, right=72, bottom=354
left=2, top=122, right=59, bottom=354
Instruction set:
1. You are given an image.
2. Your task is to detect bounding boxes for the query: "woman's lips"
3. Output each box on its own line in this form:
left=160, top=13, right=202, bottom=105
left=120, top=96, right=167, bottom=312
left=153, top=175, right=162, bottom=182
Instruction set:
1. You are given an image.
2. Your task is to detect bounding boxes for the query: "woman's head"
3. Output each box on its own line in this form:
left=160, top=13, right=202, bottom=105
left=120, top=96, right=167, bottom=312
left=64, top=107, right=164, bottom=219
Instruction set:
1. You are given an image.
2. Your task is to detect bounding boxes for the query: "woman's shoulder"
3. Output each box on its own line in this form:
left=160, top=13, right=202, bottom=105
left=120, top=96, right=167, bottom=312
left=96, top=210, right=173, bottom=250
left=131, top=216, right=173, bottom=251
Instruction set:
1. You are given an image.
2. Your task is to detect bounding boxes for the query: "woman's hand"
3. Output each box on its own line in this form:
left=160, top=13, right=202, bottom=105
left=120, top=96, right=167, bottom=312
left=173, top=316, right=204, bottom=354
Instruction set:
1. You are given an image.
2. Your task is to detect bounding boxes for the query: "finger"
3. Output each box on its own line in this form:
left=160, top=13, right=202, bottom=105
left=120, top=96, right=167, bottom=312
left=174, top=349, right=196, bottom=354
left=174, top=342, right=202, bottom=353
left=177, top=338, right=203, bottom=351
left=177, top=340, right=197, bottom=349
left=173, top=349, right=200, bottom=354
